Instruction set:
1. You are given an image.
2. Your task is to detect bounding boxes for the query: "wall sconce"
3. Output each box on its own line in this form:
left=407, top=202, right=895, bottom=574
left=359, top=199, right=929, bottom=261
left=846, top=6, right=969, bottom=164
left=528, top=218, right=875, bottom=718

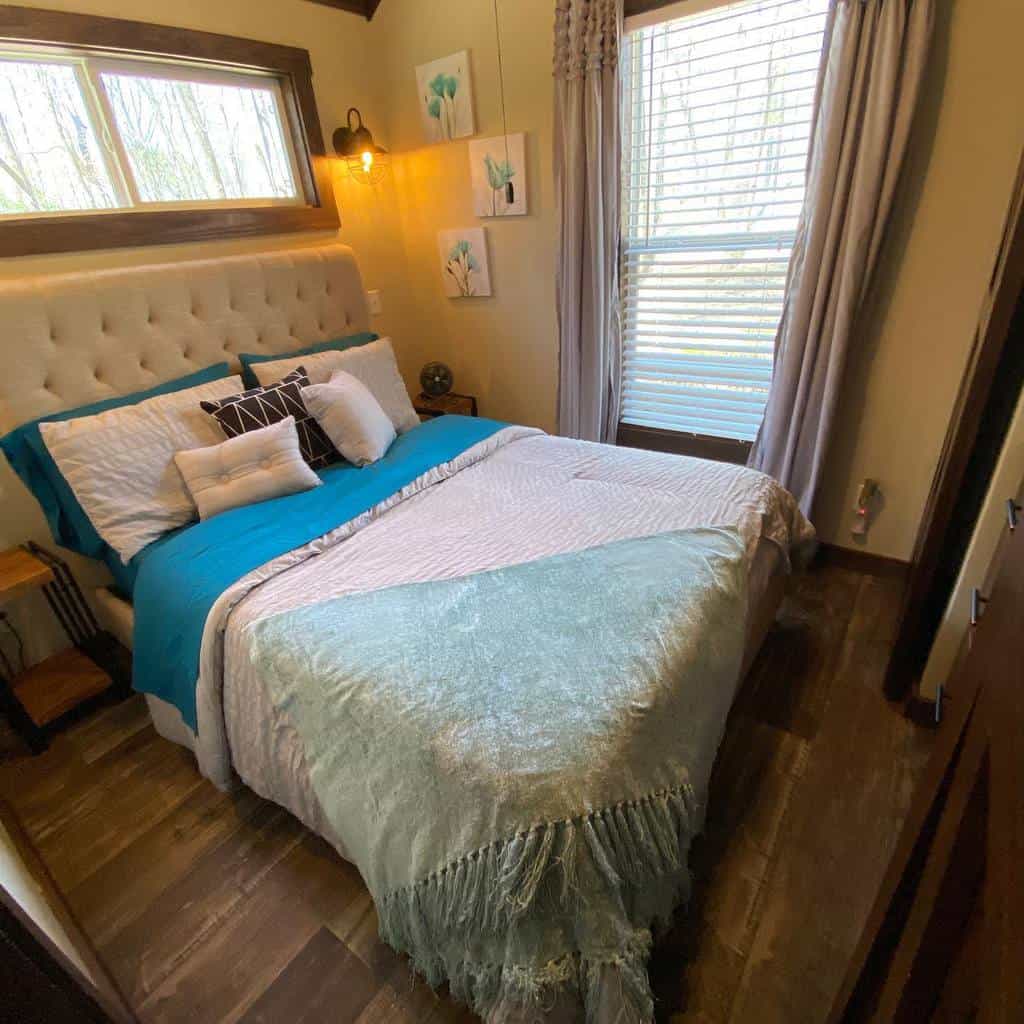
left=333, top=107, right=389, bottom=186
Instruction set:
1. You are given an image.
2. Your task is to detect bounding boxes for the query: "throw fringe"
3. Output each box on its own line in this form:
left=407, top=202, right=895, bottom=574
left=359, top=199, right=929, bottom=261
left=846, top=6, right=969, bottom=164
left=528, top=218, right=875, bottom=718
left=453, top=929, right=656, bottom=1024
left=378, top=781, right=699, bottom=1021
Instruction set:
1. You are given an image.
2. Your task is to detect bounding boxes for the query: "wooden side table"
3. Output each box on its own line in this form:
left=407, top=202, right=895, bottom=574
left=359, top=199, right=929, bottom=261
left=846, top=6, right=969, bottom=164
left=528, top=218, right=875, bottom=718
left=0, top=544, right=129, bottom=754
left=414, top=392, right=478, bottom=419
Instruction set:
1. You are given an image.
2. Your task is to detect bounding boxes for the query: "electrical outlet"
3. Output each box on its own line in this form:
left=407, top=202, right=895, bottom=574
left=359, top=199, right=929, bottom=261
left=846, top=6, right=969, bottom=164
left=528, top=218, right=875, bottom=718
left=366, top=290, right=383, bottom=316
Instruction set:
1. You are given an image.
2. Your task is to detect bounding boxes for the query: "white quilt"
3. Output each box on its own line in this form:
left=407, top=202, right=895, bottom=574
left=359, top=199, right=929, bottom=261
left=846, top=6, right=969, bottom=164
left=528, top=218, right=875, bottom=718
left=172, top=430, right=814, bottom=850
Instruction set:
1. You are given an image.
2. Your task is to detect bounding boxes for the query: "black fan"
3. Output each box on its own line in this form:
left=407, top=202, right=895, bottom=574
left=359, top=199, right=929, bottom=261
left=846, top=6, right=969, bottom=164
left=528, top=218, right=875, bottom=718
left=420, top=362, right=454, bottom=397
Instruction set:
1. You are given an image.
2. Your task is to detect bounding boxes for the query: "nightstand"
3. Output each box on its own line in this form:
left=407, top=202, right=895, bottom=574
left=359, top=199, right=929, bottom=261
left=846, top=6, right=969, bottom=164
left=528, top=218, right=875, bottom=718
left=0, top=544, right=129, bottom=754
left=414, top=392, right=479, bottom=419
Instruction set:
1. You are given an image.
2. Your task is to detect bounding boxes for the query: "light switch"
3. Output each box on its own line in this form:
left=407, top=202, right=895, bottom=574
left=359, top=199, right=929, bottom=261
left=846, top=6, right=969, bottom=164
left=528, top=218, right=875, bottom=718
left=367, top=290, right=383, bottom=316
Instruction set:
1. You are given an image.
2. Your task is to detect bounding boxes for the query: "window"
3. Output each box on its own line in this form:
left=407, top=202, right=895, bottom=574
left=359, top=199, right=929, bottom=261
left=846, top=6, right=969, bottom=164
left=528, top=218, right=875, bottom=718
left=620, top=0, right=830, bottom=449
left=0, top=7, right=337, bottom=257
left=0, top=52, right=301, bottom=218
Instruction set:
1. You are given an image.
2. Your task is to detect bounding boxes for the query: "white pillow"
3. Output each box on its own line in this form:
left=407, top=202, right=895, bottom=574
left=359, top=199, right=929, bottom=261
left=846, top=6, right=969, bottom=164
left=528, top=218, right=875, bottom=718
left=250, top=348, right=348, bottom=387
left=302, top=372, right=397, bottom=466
left=174, top=417, right=321, bottom=520
left=253, top=338, right=419, bottom=434
left=40, top=376, right=243, bottom=564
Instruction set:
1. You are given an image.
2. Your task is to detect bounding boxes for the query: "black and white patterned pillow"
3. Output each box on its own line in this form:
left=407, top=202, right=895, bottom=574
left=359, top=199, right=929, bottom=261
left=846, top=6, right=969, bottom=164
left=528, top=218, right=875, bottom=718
left=200, top=367, right=339, bottom=470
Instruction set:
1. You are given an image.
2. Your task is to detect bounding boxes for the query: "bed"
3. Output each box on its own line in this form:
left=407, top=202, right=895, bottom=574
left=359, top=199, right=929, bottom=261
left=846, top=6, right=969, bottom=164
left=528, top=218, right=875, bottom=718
left=0, top=244, right=814, bottom=1023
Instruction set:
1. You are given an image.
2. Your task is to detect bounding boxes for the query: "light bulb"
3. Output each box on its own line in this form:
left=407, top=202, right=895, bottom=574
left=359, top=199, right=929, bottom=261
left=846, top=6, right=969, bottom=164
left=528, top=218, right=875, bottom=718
left=361, top=151, right=374, bottom=171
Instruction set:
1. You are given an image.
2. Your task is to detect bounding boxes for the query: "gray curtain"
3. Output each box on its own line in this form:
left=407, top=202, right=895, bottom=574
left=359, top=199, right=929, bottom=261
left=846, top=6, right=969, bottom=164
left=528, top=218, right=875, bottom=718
left=748, top=0, right=935, bottom=515
left=554, top=0, right=623, bottom=443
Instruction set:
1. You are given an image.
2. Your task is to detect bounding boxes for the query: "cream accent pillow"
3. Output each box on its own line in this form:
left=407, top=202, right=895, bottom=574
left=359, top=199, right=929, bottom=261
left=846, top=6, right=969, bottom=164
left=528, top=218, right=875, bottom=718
left=253, top=337, right=420, bottom=434
left=302, top=372, right=397, bottom=466
left=39, top=376, right=243, bottom=564
left=174, top=417, right=321, bottom=520
left=250, top=348, right=348, bottom=387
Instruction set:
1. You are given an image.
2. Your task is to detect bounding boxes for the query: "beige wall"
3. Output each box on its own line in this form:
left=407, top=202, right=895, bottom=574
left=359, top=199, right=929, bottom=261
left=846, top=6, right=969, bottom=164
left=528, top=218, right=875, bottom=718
left=364, top=0, right=559, bottom=432
left=3, top=0, right=1024, bottom=562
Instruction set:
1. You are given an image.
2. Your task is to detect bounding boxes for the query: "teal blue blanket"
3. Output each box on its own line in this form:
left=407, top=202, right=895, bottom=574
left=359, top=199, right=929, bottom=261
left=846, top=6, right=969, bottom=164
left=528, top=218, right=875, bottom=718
left=132, top=415, right=508, bottom=729
left=249, top=527, right=748, bottom=1021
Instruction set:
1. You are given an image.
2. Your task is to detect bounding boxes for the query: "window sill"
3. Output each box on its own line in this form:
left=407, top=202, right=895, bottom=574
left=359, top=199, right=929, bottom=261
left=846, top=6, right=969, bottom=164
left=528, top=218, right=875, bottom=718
left=617, top=423, right=752, bottom=465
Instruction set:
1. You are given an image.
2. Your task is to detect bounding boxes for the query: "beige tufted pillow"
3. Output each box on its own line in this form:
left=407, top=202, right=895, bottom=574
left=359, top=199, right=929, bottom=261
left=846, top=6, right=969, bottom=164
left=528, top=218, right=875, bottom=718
left=174, top=417, right=321, bottom=521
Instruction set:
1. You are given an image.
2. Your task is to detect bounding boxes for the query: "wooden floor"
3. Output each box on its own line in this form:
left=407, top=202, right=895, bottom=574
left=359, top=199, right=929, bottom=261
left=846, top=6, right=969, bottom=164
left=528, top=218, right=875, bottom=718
left=0, top=563, right=932, bottom=1024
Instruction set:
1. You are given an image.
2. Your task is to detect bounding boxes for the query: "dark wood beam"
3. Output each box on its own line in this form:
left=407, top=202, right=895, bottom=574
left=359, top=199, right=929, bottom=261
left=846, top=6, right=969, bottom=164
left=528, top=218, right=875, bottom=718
left=304, top=0, right=381, bottom=19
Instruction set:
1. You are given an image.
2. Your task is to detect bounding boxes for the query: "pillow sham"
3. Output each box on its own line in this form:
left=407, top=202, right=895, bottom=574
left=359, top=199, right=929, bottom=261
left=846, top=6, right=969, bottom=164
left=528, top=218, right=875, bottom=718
left=0, top=363, right=232, bottom=558
left=302, top=371, right=397, bottom=467
left=39, top=374, right=243, bottom=565
left=239, top=332, right=377, bottom=388
left=174, top=417, right=321, bottom=521
left=200, top=368, right=339, bottom=471
left=253, top=338, right=419, bottom=434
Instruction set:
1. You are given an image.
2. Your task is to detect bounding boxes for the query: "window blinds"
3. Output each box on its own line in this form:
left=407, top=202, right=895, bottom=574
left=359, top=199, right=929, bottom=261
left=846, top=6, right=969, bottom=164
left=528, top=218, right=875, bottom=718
left=621, top=0, right=830, bottom=442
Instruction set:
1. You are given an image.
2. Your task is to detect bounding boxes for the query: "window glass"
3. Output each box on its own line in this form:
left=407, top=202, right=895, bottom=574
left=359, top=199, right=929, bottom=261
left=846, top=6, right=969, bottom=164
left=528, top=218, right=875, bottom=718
left=0, top=50, right=302, bottom=219
left=101, top=71, right=298, bottom=204
left=0, top=59, right=118, bottom=215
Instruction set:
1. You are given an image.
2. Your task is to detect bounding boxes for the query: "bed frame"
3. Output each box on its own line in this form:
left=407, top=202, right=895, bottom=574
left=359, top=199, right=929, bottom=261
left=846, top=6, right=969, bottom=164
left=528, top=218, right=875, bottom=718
left=0, top=242, right=785, bottom=752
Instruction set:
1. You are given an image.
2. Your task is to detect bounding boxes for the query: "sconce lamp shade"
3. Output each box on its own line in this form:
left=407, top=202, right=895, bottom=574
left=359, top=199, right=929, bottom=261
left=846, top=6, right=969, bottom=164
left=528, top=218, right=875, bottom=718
left=333, top=107, right=389, bottom=186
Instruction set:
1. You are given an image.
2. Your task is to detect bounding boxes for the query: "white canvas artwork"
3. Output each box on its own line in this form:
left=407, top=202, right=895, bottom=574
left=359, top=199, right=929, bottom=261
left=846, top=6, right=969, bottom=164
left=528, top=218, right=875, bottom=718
left=438, top=228, right=491, bottom=298
left=469, top=133, right=527, bottom=217
left=416, top=51, right=475, bottom=143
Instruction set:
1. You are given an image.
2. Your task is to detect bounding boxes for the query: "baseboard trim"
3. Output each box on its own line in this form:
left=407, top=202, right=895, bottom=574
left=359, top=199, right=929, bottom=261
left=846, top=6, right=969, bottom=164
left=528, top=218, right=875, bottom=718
left=816, top=543, right=911, bottom=580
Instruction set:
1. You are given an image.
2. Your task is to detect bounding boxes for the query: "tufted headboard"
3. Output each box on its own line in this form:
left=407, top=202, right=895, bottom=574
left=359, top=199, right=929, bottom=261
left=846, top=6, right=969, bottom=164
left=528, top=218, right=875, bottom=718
left=0, top=243, right=370, bottom=560
left=0, top=244, right=370, bottom=434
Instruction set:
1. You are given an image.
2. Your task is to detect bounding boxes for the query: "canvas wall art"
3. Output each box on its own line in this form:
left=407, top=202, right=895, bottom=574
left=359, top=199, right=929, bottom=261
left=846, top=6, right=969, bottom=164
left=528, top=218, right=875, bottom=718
left=416, top=51, right=475, bottom=143
left=438, top=228, right=491, bottom=298
left=469, top=133, right=527, bottom=217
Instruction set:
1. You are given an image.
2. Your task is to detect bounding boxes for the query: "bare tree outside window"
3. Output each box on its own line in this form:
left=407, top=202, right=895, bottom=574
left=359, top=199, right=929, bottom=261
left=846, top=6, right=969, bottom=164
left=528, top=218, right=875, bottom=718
left=0, top=59, right=117, bottom=214
left=0, top=50, right=301, bottom=219
left=102, top=72, right=297, bottom=204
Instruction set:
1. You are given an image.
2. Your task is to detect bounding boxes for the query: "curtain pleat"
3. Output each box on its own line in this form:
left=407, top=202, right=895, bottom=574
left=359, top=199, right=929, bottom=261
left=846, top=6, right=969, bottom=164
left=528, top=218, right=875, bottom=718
left=748, top=0, right=936, bottom=516
left=554, top=0, right=623, bottom=443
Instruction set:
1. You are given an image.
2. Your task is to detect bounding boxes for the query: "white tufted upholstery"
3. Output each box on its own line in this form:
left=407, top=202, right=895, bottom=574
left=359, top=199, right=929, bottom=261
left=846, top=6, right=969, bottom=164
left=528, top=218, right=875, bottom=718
left=0, top=244, right=371, bottom=435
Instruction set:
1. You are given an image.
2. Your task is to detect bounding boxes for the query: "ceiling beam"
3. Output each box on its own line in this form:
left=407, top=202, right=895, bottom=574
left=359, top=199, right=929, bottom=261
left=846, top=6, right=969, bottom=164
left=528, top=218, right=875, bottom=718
left=304, top=0, right=381, bottom=19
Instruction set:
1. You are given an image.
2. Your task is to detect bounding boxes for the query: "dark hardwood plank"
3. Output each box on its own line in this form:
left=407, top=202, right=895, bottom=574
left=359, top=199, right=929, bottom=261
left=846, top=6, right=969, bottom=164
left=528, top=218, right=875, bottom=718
left=11, top=729, right=205, bottom=892
left=729, top=576, right=932, bottom=1023
left=64, top=694, right=152, bottom=766
left=742, top=565, right=863, bottom=740
left=139, top=833, right=364, bottom=1022
left=239, top=927, right=378, bottom=1024
left=68, top=782, right=264, bottom=948
left=101, top=799, right=306, bottom=1006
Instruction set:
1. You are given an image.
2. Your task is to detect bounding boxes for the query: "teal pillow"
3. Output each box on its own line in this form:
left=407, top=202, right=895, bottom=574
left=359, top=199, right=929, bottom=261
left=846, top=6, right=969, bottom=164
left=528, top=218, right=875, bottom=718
left=1, top=363, right=232, bottom=561
left=239, top=332, right=378, bottom=387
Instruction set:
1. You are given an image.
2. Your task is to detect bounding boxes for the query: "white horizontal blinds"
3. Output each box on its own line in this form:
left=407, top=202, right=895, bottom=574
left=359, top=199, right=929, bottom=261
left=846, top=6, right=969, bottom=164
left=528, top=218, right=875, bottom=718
left=621, top=0, right=830, bottom=441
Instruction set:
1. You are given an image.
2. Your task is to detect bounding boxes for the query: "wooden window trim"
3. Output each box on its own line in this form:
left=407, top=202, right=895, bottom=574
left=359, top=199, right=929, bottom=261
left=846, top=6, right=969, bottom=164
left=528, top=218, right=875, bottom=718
left=0, top=5, right=339, bottom=257
left=617, top=423, right=752, bottom=465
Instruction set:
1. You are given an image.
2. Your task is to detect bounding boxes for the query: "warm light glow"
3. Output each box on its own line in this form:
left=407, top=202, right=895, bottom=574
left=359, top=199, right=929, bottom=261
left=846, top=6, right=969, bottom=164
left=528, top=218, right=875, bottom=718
left=361, top=150, right=374, bottom=171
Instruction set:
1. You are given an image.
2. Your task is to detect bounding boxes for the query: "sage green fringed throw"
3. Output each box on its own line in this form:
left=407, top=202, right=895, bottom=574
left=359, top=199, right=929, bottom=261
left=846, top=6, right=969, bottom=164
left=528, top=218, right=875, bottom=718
left=250, top=527, right=748, bottom=1021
